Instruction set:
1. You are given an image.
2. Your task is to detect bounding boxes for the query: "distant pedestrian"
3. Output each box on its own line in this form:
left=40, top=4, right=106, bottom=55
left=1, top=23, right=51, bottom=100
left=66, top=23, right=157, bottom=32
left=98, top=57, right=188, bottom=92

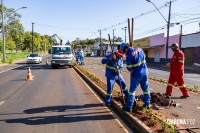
left=120, top=43, right=151, bottom=112
left=101, top=49, right=129, bottom=107
left=79, top=48, right=84, bottom=65
left=166, top=43, right=190, bottom=98
left=76, top=50, right=80, bottom=64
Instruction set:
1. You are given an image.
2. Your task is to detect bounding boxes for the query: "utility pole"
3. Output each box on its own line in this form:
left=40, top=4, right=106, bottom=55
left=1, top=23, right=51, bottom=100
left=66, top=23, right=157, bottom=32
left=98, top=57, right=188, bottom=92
left=165, top=1, right=172, bottom=64
left=112, top=29, right=115, bottom=45
left=99, top=29, right=101, bottom=56
left=128, top=18, right=132, bottom=46
left=1, top=0, right=6, bottom=62
left=113, top=29, right=115, bottom=52
left=179, top=25, right=182, bottom=50
left=146, top=0, right=172, bottom=64
left=32, top=22, right=34, bottom=53
left=131, top=18, right=134, bottom=46
left=122, top=27, right=127, bottom=43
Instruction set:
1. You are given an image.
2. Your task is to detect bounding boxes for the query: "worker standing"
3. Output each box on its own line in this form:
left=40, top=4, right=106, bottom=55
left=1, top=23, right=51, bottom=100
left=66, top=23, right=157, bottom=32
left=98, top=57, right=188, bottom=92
left=76, top=49, right=80, bottom=64
left=166, top=43, right=190, bottom=98
left=79, top=48, right=85, bottom=65
left=101, top=50, right=129, bottom=106
left=120, top=43, right=151, bottom=112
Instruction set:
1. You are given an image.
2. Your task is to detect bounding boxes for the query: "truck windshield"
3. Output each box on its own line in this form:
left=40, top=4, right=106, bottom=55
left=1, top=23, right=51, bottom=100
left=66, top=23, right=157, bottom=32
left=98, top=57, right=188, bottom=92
left=52, top=47, right=71, bottom=54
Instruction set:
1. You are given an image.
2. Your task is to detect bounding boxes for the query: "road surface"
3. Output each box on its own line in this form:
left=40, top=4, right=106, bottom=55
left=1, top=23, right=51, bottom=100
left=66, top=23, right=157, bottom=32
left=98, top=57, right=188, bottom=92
left=0, top=59, right=131, bottom=133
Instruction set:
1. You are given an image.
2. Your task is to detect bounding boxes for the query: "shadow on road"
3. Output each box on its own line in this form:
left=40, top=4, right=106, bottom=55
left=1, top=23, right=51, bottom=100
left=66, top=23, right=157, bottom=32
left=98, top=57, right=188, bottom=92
left=3, top=113, right=114, bottom=125
left=24, top=104, right=104, bottom=114
left=0, top=104, right=114, bottom=125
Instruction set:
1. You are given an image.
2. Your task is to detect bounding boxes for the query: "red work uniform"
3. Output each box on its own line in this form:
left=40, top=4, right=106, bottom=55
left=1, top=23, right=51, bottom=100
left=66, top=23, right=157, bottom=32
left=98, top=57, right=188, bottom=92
left=166, top=50, right=189, bottom=96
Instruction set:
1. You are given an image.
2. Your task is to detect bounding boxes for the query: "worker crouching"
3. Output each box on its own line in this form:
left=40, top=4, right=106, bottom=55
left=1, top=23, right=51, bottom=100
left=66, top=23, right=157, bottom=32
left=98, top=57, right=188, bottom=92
left=101, top=50, right=129, bottom=107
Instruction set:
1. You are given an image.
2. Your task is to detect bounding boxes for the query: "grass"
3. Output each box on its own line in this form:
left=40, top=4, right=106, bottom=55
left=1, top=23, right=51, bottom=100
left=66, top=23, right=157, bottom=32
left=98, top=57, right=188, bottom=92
left=0, top=51, right=47, bottom=64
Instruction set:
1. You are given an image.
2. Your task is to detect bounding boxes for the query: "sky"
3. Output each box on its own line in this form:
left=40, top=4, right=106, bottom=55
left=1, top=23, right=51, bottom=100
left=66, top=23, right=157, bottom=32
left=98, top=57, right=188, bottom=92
left=5, top=0, right=200, bottom=43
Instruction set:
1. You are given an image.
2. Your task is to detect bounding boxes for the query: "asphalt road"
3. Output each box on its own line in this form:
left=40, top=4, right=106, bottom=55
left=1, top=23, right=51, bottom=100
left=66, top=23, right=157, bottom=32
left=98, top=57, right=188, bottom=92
left=84, top=57, right=200, bottom=130
left=0, top=58, right=130, bottom=133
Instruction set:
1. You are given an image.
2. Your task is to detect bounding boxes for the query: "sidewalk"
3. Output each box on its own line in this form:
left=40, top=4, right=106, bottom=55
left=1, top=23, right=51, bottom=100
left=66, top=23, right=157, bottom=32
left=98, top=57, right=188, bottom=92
left=147, top=62, right=200, bottom=74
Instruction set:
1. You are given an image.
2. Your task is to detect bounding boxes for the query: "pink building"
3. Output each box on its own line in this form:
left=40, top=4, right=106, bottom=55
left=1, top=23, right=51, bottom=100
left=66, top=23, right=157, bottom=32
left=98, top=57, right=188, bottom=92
left=148, top=33, right=180, bottom=64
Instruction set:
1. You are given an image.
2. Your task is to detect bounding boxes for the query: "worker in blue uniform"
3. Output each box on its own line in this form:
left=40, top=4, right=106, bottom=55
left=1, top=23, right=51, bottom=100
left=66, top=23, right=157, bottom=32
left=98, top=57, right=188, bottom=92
left=120, top=43, right=151, bottom=112
left=79, top=48, right=85, bottom=65
left=101, top=49, right=129, bottom=106
left=76, top=49, right=80, bottom=64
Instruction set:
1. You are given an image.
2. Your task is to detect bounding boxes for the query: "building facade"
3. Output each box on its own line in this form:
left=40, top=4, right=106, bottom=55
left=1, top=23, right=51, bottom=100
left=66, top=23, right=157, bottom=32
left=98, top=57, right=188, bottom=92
left=181, top=32, right=200, bottom=65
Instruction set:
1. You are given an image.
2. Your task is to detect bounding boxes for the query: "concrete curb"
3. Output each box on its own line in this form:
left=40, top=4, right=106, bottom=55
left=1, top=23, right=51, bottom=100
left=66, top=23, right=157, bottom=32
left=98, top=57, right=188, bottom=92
left=73, top=66, right=153, bottom=133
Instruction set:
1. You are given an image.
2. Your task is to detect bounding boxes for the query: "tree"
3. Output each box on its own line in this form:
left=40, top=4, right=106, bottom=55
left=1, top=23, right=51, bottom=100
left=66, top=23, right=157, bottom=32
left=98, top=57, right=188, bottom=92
left=23, top=32, right=32, bottom=51
left=33, top=32, right=42, bottom=52
left=73, top=38, right=80, bottom=49
left=6, top=37, right=16, bottom=53
left=115, top=37, right=123, bottom=42
left=7, top=21, right=25, bottom=52
left=0, top=5, right=25, bottom=53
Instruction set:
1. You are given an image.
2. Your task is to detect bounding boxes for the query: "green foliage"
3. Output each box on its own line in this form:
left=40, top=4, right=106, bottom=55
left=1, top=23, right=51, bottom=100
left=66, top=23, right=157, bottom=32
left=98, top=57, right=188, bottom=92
left=86, top=51, right=92, bottom=56
left=0, top=5, right=53, bottom=54
left=0, top=52, right=29, bottom=64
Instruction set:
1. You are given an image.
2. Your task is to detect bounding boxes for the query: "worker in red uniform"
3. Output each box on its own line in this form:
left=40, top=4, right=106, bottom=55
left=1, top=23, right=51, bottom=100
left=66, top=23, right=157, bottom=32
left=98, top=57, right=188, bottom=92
left=166, top=43, right=190, bottom=98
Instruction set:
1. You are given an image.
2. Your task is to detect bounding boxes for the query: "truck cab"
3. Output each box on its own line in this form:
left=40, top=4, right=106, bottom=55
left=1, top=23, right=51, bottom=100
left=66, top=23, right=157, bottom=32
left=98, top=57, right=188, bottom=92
left=50, top=45, right=73, bottom=69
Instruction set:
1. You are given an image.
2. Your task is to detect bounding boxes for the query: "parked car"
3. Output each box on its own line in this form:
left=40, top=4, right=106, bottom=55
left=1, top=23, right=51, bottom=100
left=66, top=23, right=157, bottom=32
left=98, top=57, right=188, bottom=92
left=27, top=53, right=42, bottom=64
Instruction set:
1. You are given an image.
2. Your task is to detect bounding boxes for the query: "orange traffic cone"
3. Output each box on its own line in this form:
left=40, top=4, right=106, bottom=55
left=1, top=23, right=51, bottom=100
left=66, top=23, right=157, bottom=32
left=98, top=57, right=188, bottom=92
left=27, top=67, right=33, bottom=81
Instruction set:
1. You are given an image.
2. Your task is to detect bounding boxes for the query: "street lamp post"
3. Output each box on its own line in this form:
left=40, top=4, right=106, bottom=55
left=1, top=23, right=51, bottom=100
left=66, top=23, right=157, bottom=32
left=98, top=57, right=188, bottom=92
left=32, top=22, right=34, bottom=53
left=15, top=7, right=27, bottom=12
left=1, top=0, right=5, bottom=62
left=146, top=0, right=171, bottom=64
left=1, top=0, right=27, bottom=62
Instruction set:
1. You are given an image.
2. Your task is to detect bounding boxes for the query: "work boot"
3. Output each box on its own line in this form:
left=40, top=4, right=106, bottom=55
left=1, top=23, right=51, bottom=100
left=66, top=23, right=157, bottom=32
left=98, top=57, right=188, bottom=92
left=122, top=106, right=132, bottom=112
left=180, top=95, right=190, bottom=99
left=164, top=93, right=171, bottom=96
left=164, top=93, right=171, bottom=99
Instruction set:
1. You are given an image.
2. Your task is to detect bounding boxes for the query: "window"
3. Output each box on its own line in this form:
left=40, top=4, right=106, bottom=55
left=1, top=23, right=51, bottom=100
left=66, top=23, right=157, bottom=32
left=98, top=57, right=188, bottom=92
left=52, top=47, right=71, bottom=54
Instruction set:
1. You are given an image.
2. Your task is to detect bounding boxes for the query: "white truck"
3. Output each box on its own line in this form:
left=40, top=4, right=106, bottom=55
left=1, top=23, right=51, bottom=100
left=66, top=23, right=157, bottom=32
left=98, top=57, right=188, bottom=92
left=49, top=44, right=73, bottom=69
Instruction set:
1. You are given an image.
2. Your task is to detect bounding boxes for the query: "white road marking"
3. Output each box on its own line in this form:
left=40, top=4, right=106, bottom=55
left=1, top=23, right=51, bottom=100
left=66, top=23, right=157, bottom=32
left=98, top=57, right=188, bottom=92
left=73, top=69, right=129, bottom=133
left=102, top=70, right=105, bottom=72
left=94, top=67, right=97, bottom=68
left=150, top=88, right=153, bottom=91
left=0, top=101, right=5, bottom=106
left=0, top=65, right=24, bottom=74
left=197, top=107, right=200, bottom=110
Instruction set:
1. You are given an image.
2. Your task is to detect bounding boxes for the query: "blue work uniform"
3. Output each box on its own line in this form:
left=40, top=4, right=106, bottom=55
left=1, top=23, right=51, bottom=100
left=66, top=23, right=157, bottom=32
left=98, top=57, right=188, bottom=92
left=125, top=47, right=151, bottom=109
left=79, top=50, right=84, bottom=65
left=101, top=53, right=129, bottom=104
left=76, top=51, right=80, bottom=63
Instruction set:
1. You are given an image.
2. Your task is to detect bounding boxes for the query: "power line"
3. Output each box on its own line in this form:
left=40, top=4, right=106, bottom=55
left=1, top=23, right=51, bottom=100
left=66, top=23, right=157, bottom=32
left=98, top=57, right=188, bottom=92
left=134, top=24, right=166, bottom=38
left=87, top=0, right=178, bottom=39
left=35, top=23, right=97, bottom=31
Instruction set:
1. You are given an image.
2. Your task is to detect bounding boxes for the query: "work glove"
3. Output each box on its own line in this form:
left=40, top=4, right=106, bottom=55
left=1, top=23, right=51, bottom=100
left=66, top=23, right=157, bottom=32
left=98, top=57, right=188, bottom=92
left=115, top=70, right=120, bottom=75
left=166, top=63, right=171, bottom=68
